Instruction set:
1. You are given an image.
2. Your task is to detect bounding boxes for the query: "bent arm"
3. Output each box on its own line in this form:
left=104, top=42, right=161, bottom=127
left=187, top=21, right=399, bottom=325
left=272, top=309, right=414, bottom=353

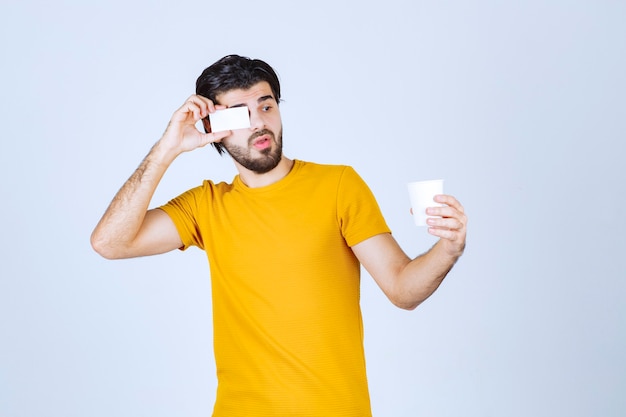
left=353, top=234, right=460, bottom=310
left=90, top=95, right=229, bottom=259
left=90, top=143, right=182, bottom=259
left=352, top=194, right=467, bottom=310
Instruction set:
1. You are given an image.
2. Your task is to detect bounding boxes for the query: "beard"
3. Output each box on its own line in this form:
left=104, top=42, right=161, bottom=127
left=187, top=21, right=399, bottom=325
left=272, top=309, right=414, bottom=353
left=223, top=128, right=283, bottom=174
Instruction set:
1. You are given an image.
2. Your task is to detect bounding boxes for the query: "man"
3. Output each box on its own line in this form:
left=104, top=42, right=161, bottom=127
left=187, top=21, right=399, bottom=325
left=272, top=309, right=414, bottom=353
left=91, top=54, right=467, bottom=416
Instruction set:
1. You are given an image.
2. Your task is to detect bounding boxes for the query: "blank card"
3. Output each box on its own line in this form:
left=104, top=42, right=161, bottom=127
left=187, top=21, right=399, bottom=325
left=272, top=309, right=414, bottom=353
left=208, top=107, right=251, bottom=132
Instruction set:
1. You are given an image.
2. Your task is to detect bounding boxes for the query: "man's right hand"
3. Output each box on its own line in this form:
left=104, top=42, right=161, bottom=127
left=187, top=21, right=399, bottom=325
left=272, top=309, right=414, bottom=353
left=159, top=95, right=231, bottom=157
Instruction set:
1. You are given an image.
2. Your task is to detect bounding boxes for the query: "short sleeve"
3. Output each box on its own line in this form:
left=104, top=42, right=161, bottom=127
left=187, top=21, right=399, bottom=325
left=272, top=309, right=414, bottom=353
left=336, top=166, right=391, bottom=247
left=159, top=183, right=209, bottom=251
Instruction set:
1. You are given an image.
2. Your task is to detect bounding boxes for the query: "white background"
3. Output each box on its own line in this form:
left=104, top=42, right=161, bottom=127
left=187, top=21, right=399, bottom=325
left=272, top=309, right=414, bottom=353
left=1, top=1, right=624, bottom=416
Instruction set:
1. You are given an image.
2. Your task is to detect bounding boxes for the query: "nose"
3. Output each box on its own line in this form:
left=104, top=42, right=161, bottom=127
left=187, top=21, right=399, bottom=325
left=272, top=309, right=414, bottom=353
left=249, top=108, right=265, bottom=131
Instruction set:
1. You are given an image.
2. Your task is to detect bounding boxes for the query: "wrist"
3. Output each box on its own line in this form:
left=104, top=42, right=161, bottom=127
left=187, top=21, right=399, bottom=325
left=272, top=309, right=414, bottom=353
left=437, top=238, right=465, bottom=261
left=150, top=137, right=180, bottom=166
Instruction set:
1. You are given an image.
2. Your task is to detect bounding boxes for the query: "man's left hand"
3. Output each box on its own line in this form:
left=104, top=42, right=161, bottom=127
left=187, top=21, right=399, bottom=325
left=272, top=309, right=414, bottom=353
left=426, top=195, right=467, bottom=257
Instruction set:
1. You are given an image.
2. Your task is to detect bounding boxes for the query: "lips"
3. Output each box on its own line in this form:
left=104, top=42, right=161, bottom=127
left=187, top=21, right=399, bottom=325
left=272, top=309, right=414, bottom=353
left=250, top=131, right=273, bottom=150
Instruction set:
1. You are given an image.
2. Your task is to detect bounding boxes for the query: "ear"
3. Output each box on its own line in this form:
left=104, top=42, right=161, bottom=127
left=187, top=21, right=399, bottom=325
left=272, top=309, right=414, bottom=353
left=201, top=117, right=211, bottom=133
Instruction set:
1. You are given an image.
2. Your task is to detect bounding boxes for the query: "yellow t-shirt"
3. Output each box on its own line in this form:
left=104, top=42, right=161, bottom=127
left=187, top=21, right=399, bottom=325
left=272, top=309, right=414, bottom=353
left=160, top=160, right=391, bottom=417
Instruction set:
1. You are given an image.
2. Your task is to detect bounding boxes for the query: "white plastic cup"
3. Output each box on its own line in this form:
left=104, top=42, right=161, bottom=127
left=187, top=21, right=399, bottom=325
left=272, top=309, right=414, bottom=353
left=407, top=179, right=444, bottom=226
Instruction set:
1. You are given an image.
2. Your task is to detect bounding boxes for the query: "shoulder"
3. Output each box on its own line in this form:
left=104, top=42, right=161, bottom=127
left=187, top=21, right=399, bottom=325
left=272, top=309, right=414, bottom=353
left=202, top=179, right=235, bottom=194
left=296, top=160, right=359, bottom=179
left=293, top=161, right=369, bottom=193
left=164, top=179, right=235, bottom=206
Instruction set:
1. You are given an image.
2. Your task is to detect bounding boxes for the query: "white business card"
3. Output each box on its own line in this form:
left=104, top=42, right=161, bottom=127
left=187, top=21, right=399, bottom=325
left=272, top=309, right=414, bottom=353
left=208, top=107, right=251, bottom=132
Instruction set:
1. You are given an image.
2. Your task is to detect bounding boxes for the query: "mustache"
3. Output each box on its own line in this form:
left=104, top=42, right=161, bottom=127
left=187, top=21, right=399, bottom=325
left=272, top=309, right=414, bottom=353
left=248, top=129, right=274, bottom=144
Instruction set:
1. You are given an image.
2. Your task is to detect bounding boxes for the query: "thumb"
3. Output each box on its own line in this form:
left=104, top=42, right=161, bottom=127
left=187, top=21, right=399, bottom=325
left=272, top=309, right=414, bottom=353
left=200, top=130, right=231, bottom=147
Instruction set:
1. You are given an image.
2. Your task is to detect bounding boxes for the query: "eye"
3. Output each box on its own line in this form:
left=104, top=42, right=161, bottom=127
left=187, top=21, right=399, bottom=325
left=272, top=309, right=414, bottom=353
left=262, top=105, right=272, bottom=112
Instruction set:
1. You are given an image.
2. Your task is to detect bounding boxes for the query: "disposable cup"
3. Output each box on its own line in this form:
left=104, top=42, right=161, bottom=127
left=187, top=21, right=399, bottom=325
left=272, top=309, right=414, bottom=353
left=407, top=179, right=444, bottom=226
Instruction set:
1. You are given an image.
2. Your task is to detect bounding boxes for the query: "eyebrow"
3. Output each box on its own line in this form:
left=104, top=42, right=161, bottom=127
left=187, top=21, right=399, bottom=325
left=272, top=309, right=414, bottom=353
left=229, top=95, right=275, bottom=108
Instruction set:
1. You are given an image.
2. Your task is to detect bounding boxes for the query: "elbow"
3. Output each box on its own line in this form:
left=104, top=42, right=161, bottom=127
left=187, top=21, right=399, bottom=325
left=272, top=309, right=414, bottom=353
left=90, top=231, right=122, bottom=260
left=400, top=303, right=419, bottom=311
left=391, top=298, right=421, bottom=311
left=387, top=292, right=424, bottom=311
left=387, top=289, right=431, bottom=311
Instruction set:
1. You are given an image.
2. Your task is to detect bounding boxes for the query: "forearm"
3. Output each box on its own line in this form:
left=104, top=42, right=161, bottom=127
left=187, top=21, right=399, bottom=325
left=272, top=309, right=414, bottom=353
left=90, top=141, right=176, bottom=258
left=393, top=240, right=462, bottom=310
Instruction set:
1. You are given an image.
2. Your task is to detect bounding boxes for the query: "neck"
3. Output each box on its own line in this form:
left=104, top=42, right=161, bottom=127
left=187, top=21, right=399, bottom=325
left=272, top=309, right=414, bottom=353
left=236, top=156, right=294, bottom=188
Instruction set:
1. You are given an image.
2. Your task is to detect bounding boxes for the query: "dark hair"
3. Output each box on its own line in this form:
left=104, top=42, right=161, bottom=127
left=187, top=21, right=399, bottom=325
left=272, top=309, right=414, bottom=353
left=196, top=55, right=282, bottom=155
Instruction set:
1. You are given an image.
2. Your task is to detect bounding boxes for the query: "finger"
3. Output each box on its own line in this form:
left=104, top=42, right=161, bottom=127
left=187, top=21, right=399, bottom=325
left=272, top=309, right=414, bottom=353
left=428, top=227, right=467, bottom=258
left=182, top=95, right=218, bottom=120
left=194, top=95, right=229, bottom=116
left=434, top=194, right=465, bottom=213
left=426, top=204, right=467, bottom=231
left=426, top=205, right=458, bottom=219
left=427, top=227, right=463, bottom=242
left=426, top=215, right=464, bottom=231
left=202, top=130, right=231, bottom=145
left=174, top=99, right=205, bottom=122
